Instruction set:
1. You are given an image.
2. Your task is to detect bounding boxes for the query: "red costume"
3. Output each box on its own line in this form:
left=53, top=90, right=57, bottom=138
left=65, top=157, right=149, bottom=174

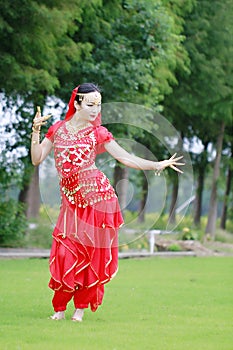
left=45, top=87, right=124, bottom=312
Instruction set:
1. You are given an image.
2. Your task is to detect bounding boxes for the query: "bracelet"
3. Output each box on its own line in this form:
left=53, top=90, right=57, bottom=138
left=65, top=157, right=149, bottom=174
left=154, top=162, right=161, bottom=176
left=31, top=128, right=40, bottom=145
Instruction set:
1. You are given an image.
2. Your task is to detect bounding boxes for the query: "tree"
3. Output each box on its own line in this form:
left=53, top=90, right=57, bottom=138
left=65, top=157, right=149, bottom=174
left=220, top=130, right=233, bottom=229
left=0, top=0, right=92, bottom=217
left=66, top=0, right=194, bottom=215
left=193, top=141, right=210, bottom=226
left=0, top=0, right=195, bottom=223
left=163, top=0, right=233, bottom=236
left=205, top=122, right=225, bottom=235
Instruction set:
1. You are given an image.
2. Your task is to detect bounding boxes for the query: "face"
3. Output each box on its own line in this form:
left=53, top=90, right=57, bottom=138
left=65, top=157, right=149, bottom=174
left=74, top=91, right=101, bottom=122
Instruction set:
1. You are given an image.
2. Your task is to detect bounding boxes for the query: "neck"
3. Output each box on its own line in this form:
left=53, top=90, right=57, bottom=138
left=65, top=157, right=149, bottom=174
left=69, top=114, right=90, bottom=128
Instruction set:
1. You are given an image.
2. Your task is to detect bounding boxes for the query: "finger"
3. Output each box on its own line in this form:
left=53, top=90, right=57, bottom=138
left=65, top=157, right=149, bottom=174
left=35, top=106, right=41, bottom=119
left=170, top=165, right=183, bottom=173
left=33, top=120, right=42, bottom=127
left=173, top=162, right=185, bottom=166
left=41, top=114, right=52, bottom=121
left=33, top=119, right=44, bottom=127
left=172, top=156, right=184, bottom=162
left=33, top=115, right=52, bottom=127
left=39, top=120, right=48, bottom=126
left=166, top=159, right=184, bottom=167
left=170, top=153, right=177, bottom=160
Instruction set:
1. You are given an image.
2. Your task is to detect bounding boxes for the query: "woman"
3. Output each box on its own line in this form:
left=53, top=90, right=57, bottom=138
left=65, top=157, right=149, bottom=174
left=31, top=83, right=184, bottom=322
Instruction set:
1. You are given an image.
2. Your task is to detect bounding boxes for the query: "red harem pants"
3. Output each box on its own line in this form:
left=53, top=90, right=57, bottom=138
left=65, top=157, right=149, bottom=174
left=52, top=284, right=104, bottom=312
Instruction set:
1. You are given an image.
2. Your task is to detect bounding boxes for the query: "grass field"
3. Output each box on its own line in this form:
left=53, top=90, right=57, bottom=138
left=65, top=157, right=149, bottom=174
left=0, top=257, right=232, bottom=350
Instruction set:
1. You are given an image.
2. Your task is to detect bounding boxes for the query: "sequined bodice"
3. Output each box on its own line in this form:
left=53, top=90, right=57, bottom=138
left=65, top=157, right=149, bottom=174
left=53, top=124, right=97, bottom=178
left=51, top=123, right=116, bottom=208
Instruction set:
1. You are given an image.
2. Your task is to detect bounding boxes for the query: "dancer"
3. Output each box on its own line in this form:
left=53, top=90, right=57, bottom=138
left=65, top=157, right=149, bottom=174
left=31, top=83, right=184, bottom=321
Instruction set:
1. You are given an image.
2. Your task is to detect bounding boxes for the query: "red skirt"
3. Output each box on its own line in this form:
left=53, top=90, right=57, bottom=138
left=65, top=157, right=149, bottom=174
left=49, top=170, right=123, bottom=311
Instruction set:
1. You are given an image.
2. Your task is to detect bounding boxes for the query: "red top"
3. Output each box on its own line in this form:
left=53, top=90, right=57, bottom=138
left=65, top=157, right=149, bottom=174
left=46, top=122, right=114, bottom=178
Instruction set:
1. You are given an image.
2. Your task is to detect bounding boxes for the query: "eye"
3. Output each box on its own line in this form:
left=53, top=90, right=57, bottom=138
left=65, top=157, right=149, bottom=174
left=87, top=103, right=101, bottom=107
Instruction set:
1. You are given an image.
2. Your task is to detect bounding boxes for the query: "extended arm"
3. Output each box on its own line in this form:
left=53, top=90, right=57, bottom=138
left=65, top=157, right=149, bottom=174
left=105, top=140, right=184, bottom=174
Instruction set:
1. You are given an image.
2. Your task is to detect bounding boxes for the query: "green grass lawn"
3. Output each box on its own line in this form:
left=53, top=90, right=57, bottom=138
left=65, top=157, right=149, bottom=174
left=0, top=257, right=232, bottom=350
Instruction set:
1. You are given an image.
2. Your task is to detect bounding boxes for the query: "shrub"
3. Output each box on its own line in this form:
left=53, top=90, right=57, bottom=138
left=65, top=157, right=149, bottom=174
left=168, top=243, right=182, bottom=252
left=180, top=227, right=199, bottom=241
left=0, top=199, right=27, bottom=247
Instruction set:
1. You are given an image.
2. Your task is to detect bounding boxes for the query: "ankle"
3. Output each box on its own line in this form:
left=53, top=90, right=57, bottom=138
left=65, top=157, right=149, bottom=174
left=72, top=308, right=84, bottom=322
left=50, top=311, right=65, bottom=320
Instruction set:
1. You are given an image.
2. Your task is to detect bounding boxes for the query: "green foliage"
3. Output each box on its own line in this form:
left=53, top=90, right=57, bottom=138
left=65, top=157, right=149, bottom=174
left=0, top=0, right=93, bottom=206
left=0, top=0, right=231, bottom=237
left=0, top=0, right=87, bottom=100
left=180, top=227, right=199, bottom=241
left=215, top=229, right=233, bottom=244
left=168, top=243, right=182, bottom=251
left=0, top=199, right=27, bottom=247
left=163, top=0, right=233, bottom=235
left=57, top=0, right=192, bottom=108
left=164, top=0, right=233, bottom=131
left=2, top=201, right=231, bottom=249
left=25, top=205, right=59, bottom=248
left=0, top=150, right=23, bottom=191
left=26, top=222, right=52, bottom=249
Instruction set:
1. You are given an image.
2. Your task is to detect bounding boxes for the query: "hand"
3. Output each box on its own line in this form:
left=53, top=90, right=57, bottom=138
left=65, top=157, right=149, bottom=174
left=155, top=153, right=185, bottom=175
left=32, top=106, right=52, bottom=132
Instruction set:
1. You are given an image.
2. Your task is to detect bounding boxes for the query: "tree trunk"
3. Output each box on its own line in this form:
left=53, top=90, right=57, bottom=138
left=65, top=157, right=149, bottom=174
left=113, top=162, right=129, bottom=215
left=205, top=121, right=225, bottom=237
left=220, top=163, right=232, bottom=229
left=168, top=175, right=179, bottom=225
left=18, top=166, right=41, bottom=219
left=18, top=183, right=30, bottom=209
left=168, top=132, right=184, bottom=225
left=193, top=142, right=209, bottom=226
left=27, top=166, right=41, bottom=218
left=138, top=173, right=148, bottom=223
left=193, top=169, right=204, bottom=226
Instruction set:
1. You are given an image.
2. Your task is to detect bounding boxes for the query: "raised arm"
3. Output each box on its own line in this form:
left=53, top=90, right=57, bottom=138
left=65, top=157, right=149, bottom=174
left=104, top=140, right=184, bottom=174
left=31, top=137, right=53, bottom=166
left=31, top=107, right=53, bottom=166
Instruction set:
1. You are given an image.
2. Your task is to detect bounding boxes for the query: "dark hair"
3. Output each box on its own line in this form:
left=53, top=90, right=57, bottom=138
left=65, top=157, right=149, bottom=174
left=75, top=83, right=101, bottom=104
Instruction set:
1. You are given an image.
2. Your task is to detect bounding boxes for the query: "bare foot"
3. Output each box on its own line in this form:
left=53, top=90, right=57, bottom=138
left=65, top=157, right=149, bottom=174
left=49, top=311, right=65, bottom=320
left=71, top=309, right=84, bottom=322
